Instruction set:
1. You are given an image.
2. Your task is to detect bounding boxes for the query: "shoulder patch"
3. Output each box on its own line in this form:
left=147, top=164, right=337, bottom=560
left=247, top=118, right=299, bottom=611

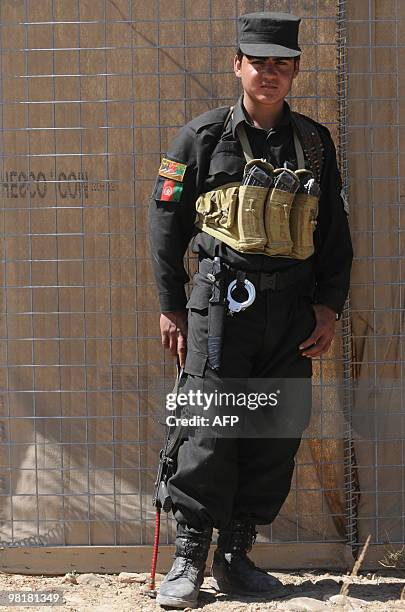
left=159, top=158, right=187, bottom=182
left=153, top=176, right=183, bottom=203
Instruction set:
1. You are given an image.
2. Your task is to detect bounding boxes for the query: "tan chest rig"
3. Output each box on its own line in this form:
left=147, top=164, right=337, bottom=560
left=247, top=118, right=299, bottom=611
left=195, top=113, right=324, bottom=260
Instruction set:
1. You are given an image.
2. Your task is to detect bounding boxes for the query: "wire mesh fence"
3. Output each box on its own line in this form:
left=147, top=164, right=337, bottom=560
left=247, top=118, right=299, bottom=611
left=0, top=0, right=403, bottom=570
left=347, top=0, right=405, bottom=558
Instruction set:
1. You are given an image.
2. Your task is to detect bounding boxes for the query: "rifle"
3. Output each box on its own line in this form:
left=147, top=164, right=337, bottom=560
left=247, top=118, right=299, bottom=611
left=148, top=365, right=185, bottom=595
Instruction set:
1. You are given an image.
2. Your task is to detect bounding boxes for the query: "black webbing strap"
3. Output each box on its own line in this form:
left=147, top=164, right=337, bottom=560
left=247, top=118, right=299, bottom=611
left=290, top=112, right=325, bottom=183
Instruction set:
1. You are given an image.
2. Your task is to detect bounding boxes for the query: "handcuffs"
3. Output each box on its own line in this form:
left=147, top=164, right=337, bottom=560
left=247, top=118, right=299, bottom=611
left=227, top=277, right=256, bottom=315
left=206, top=260, right=256, bottom=316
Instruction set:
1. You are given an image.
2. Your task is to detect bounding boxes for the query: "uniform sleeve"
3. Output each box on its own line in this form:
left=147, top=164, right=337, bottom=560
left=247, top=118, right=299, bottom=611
left=312, top=129, right=353, bottom=315
left=148, top=125, right=199, bottom=312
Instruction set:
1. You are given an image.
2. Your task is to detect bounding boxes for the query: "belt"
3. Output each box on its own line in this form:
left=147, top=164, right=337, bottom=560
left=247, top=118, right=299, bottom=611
left=200, top=258, right=314, bottom=292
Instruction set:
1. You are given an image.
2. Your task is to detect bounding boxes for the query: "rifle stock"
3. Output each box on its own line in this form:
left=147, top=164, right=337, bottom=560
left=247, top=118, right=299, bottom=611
left=152, top=364, right=185, bottom=513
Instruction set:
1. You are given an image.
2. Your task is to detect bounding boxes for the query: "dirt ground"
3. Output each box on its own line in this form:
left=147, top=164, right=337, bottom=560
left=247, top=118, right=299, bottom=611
left=0, top=569, right=403, bottom=612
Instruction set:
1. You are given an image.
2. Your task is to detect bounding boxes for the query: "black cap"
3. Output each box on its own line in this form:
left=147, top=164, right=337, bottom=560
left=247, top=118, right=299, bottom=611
left=238, top=12, right=301, bottom=58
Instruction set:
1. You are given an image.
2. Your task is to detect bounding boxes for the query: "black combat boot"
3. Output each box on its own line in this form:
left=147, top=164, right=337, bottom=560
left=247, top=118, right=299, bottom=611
left=156, top=523, right=212, bottom=608
left=211, top=520, right=287, bottom=596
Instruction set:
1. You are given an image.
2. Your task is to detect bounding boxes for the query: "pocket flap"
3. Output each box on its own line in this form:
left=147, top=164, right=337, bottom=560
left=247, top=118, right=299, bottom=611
left=184, top=350, right=207, bottom=377
left=186, top=285, right=211, bottom=310
left=208, top=153, right=244, bottom=178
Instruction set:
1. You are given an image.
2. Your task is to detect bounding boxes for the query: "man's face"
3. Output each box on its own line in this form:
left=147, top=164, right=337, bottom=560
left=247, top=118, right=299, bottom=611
left=234, top=55, right=300, bottom=108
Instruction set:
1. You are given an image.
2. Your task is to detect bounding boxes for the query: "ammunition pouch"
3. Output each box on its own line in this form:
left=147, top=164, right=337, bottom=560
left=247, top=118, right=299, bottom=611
left=264, top=167, right=296, bottom=256
left=289, top=193, right=319, bottom=259
left=237, top=185, right=268, bottom=251
left=195, top=172, right=319, bottom=259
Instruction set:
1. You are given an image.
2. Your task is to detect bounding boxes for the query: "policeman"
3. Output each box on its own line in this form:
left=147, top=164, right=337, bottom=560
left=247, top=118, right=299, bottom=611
left=149, top=11, right=352, bottom=609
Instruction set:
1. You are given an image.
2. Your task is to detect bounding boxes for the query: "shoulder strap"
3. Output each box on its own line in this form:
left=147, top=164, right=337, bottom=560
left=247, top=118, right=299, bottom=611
left=290, top=112, right=325, bottom=183
left=293, top=130, right=305, bottom=170
left=235, top=123, right=254, bottom=163
left=224, top=105, right=234, bottom=129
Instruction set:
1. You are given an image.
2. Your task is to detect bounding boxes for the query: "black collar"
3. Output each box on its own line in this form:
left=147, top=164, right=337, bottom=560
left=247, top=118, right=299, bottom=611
left=231, top=96, right=291, bottom=137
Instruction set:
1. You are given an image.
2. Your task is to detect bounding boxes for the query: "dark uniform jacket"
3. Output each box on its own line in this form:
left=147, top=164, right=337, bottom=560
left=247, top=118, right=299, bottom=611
left=149, top=96, right=353, bottom=315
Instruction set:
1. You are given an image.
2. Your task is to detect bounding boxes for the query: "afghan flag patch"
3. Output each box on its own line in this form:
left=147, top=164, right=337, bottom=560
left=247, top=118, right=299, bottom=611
left=158, top=158, right=187, bottom=182
left=154, top=176, right=183, bottom=202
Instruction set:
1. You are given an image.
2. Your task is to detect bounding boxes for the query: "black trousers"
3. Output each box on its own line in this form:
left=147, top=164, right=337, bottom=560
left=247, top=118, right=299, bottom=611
left=168, top=265, right=315, bottom=531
